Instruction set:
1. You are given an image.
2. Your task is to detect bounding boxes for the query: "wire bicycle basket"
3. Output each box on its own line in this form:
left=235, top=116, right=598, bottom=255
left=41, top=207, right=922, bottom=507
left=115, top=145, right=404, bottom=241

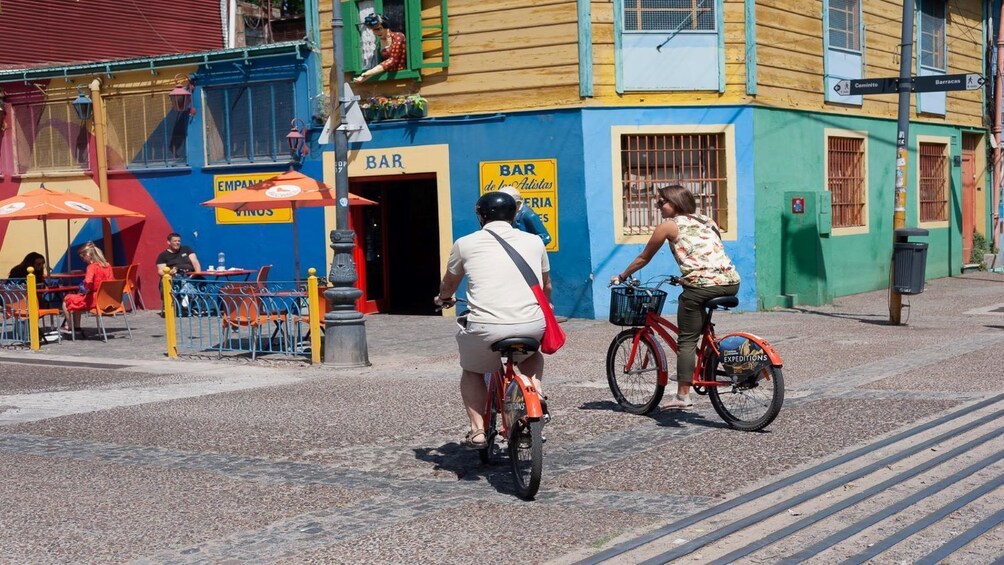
left=609, top=286, right=668, bottom=326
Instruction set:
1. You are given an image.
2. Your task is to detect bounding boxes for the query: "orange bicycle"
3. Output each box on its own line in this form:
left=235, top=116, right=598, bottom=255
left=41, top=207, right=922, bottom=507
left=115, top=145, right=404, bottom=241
left=480, top=336, right=546, bottom=499
left=607, top=276, right=784, bottom=431
left=442, top=300, right=546, bottom=499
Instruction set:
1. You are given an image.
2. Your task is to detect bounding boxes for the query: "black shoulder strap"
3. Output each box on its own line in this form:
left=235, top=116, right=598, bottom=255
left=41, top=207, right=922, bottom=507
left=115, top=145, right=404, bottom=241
left=486, top=229, right=539, bottom=288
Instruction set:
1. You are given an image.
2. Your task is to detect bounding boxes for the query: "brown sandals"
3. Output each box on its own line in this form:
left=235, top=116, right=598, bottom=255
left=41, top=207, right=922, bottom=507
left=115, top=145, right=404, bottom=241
left=462, top=429, right=488, bottom=449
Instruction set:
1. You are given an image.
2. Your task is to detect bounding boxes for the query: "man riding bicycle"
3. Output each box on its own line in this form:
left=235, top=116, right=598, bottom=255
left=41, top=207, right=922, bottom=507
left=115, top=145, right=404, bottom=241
left=435, top=191, right=552, bottom=449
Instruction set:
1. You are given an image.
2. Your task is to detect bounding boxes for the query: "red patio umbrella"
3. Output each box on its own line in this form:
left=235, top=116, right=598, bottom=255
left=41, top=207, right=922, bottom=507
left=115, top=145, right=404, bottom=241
left=0, top=185, right=145, bottom=268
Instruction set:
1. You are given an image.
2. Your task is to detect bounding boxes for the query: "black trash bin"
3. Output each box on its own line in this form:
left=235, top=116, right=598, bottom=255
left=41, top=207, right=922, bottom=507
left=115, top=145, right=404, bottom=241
left=892, top=228, right=929, bottom=295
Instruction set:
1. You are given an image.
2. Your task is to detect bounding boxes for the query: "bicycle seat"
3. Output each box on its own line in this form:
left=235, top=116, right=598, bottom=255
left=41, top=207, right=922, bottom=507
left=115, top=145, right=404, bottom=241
left=491, top=337, right=540, bottom=353
left=705, top=296, right=739, bottom=310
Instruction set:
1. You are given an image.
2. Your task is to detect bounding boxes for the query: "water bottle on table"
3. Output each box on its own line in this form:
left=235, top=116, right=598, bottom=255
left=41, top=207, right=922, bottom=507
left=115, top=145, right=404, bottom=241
left=217, top=252, right=226, bottom=271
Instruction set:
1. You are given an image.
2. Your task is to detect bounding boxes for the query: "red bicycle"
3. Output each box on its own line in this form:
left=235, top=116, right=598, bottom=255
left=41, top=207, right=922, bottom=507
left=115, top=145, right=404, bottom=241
left=606, top=276, right=784, bottom=431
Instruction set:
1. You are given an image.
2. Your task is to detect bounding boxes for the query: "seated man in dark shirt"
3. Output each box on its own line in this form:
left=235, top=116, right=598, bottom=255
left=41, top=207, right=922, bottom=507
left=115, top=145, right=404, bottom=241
left=156, top=232, right=201, bottom=276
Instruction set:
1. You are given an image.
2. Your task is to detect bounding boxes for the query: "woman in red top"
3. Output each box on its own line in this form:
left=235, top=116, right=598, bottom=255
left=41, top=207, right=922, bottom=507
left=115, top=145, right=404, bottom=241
left=353, top=13, right=407, bottom=82
left=60, top=242, right=114, bottom=336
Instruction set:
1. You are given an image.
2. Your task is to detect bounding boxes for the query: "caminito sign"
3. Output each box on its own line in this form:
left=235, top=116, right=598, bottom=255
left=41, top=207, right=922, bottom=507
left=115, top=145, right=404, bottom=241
left=214, top=172, right=293, bottom=225
left=834, top=73, right=985, bottom=96
left=480, top=159, right=559, bottom=252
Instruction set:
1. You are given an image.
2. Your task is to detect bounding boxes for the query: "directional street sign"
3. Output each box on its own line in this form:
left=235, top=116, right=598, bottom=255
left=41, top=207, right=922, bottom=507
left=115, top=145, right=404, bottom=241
left=835, top=74, right=986, bottom=97
left=834, top=78, right=899, bottom=97
left=912, top=73, right=985, bottom=93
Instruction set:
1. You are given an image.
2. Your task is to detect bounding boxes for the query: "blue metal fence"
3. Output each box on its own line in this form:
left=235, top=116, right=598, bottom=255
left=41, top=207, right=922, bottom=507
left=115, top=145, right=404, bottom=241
left=0, top=280, right=31, bottom=347
left=168, top=278, right=315, bottom=359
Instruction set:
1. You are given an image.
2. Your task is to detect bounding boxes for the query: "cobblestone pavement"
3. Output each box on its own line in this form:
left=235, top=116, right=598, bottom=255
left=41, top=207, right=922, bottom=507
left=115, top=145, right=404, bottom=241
left=0, top=273, right=1002, bottom=563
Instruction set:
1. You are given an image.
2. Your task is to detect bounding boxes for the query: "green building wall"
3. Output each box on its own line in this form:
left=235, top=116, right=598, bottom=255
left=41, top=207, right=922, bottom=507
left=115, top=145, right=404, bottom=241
left=754, top=107, right=981, bottom=310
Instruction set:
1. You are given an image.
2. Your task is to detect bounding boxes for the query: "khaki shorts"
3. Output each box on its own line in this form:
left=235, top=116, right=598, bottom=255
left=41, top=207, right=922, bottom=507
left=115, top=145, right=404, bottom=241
left=456, top=316, right=546, bottom=373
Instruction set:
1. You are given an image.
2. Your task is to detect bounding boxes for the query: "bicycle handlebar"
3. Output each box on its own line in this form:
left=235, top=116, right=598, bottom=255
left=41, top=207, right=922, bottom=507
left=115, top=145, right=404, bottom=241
left=434, top=297, right=467, bottom=313
left=608, top=275, right=681, bottom=289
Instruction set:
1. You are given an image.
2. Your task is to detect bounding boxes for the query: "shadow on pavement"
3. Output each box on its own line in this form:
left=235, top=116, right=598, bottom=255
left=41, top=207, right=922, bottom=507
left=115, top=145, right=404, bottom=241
left=413, top=442, right=518, bottom=497
left=788, top=307, right=894, bottom=325
left=577, top=400, right=730, bottom=430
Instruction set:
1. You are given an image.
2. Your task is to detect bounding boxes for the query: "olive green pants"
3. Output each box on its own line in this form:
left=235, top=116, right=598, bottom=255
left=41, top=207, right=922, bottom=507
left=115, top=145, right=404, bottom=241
left=676, top=284, right=740, bottom=383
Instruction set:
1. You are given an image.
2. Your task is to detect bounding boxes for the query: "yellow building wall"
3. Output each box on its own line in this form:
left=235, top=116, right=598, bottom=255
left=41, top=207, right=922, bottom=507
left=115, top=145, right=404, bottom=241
left=319, top=0, right=583, bottom=116
left=755, top=0, right=984, bottom=126
left=317, top=0, right=984, bottom=125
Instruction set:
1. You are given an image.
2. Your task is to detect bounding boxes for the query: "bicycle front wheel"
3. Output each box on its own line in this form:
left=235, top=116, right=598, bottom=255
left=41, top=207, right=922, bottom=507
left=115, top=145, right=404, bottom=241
left=606, top=328, right=667, bottom=414
left=508, top=418, right=543, bottom=500
left=709, top=366, right=785, bottom=432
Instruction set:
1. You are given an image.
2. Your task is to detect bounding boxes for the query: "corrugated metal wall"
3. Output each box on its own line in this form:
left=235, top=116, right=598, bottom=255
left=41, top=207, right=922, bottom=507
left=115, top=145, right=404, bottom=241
left=0, top=0, right=224, bottom=67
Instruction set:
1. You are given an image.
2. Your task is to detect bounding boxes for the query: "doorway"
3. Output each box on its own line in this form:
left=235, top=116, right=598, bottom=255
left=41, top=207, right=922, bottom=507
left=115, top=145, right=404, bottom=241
left=350, top=174, right=441, bottom=315
left=961, top=135, right=978, bottom=265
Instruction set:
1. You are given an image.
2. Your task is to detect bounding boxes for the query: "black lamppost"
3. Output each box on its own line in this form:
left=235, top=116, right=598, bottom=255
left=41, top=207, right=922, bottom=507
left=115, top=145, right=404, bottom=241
left=325, top=8, right=369, bottom=367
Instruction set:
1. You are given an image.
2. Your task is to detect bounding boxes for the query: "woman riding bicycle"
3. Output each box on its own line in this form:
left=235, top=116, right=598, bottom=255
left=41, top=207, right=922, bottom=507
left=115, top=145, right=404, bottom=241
left=435, top=191, right=552, bottom=449
left=611, top=184, right=740, bottom=409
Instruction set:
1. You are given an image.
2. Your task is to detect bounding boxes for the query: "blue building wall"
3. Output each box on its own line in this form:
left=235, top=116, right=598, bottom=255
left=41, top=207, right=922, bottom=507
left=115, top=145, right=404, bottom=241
left=141, top=53, right=324, bottom=284
left=350, top=110, right=594, bottom=318
left=580, top=106, right=758, bottom=318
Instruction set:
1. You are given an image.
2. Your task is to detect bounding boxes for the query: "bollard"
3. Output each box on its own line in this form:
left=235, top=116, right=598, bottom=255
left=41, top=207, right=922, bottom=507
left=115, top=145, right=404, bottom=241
left=162, top=268, right=177, bottom=358
left=26, top=267, right=40, bottom=351
left=308, top=268, right=321, bottom=364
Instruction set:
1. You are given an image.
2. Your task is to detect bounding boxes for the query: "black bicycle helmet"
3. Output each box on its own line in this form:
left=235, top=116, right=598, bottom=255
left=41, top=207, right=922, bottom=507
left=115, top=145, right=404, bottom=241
left=475, top=191, right=517, bottom=223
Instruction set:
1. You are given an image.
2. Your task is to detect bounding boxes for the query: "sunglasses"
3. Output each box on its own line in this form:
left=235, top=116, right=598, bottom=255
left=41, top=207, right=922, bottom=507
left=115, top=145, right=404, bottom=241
left=655, top=197, right=668, bottom=207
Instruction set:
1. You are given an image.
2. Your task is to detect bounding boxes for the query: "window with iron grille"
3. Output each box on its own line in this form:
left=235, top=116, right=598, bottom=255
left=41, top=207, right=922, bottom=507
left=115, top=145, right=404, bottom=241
left=620, top=132, right=727, bottom=236
left=828, top=0, right=860, bottom=51
left=827, top=136, right=866, bottom=228
left=622, top=0, right=716, bottom=32
left=918, top=142, right=948, bottom=222
left=105, top=93, right=188, bottom=170
left=919, top=0, right=946, bottom=70
left=12, top=101, right=90, bottom=174
left=204, top=82, right=295, bottom=165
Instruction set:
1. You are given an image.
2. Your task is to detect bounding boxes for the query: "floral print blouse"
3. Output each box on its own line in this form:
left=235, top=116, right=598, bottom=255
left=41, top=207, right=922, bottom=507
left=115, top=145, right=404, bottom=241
left=380, top=32, right=407, bottom=71
left=670, top=214, right=741, bottom=288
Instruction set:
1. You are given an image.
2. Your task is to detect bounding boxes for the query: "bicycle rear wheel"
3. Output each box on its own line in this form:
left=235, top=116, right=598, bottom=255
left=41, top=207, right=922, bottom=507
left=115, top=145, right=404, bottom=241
left=708, top=366, right=785, bottom=431
left=508, top=417, right=543, bottom=500
left=606, top=328, right=667, bottom=414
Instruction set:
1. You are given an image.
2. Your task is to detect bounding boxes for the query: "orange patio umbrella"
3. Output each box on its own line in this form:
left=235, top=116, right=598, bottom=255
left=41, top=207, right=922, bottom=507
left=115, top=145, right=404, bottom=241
left=201, top=169, right=375, bottom=279
left=0, top=185, right=145, bottom=269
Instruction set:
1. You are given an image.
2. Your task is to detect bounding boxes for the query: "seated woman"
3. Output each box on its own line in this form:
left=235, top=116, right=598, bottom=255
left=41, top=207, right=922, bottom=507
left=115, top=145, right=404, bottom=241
left=8, top=252, right=46, bottom=281
left=60, top=243, right=114, bottom=336
left=352, top=13, right=407, bottom=82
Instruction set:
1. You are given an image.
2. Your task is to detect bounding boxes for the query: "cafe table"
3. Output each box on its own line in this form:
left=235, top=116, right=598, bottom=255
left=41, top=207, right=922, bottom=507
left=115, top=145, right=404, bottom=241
left=185, top=268, right=256, bottom=281
left=47, top=271, right=86, bottom=280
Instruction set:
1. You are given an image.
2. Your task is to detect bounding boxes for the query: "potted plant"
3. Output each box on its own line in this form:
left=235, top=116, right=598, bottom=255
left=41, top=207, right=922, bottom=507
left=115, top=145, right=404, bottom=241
left=405, top=94, right=428, bottom=118
left=383, top=96, right=407, bottom=120
left=363, top=97, right=386, bottom=122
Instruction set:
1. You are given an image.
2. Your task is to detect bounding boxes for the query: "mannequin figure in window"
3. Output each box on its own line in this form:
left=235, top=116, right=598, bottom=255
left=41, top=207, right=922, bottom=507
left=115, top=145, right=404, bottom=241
left=353, top=14, right=407, bottom=82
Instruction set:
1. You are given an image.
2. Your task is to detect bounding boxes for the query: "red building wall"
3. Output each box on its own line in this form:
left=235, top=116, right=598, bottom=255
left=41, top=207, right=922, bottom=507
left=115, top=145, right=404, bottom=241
left=0, top=0, right=224, bottom=67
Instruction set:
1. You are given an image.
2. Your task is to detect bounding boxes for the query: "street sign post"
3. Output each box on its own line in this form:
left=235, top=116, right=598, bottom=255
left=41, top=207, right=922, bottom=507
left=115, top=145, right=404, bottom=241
left=912, top=73, right=985, bottom=93
left=835, top=74, right=985, bottom=97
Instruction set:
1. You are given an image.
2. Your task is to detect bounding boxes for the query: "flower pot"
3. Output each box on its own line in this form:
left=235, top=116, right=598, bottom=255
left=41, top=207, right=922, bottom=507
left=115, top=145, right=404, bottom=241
left=407, top=105, right=427, bottom=118
left=363, top=106, right=382, bottom=122
left=983, top=253, right=998, bottom=270
left=383, top=105, right=407, bottom=120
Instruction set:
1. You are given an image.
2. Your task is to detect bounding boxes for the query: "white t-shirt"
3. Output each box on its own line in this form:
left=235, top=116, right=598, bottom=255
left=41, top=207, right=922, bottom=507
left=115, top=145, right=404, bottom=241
left=447, top=221, right=550, bottom=325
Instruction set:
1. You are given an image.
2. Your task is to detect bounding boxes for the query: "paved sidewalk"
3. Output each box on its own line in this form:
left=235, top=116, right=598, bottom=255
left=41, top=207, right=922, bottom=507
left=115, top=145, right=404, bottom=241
left=0, top=273, right=1002, bottom=562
